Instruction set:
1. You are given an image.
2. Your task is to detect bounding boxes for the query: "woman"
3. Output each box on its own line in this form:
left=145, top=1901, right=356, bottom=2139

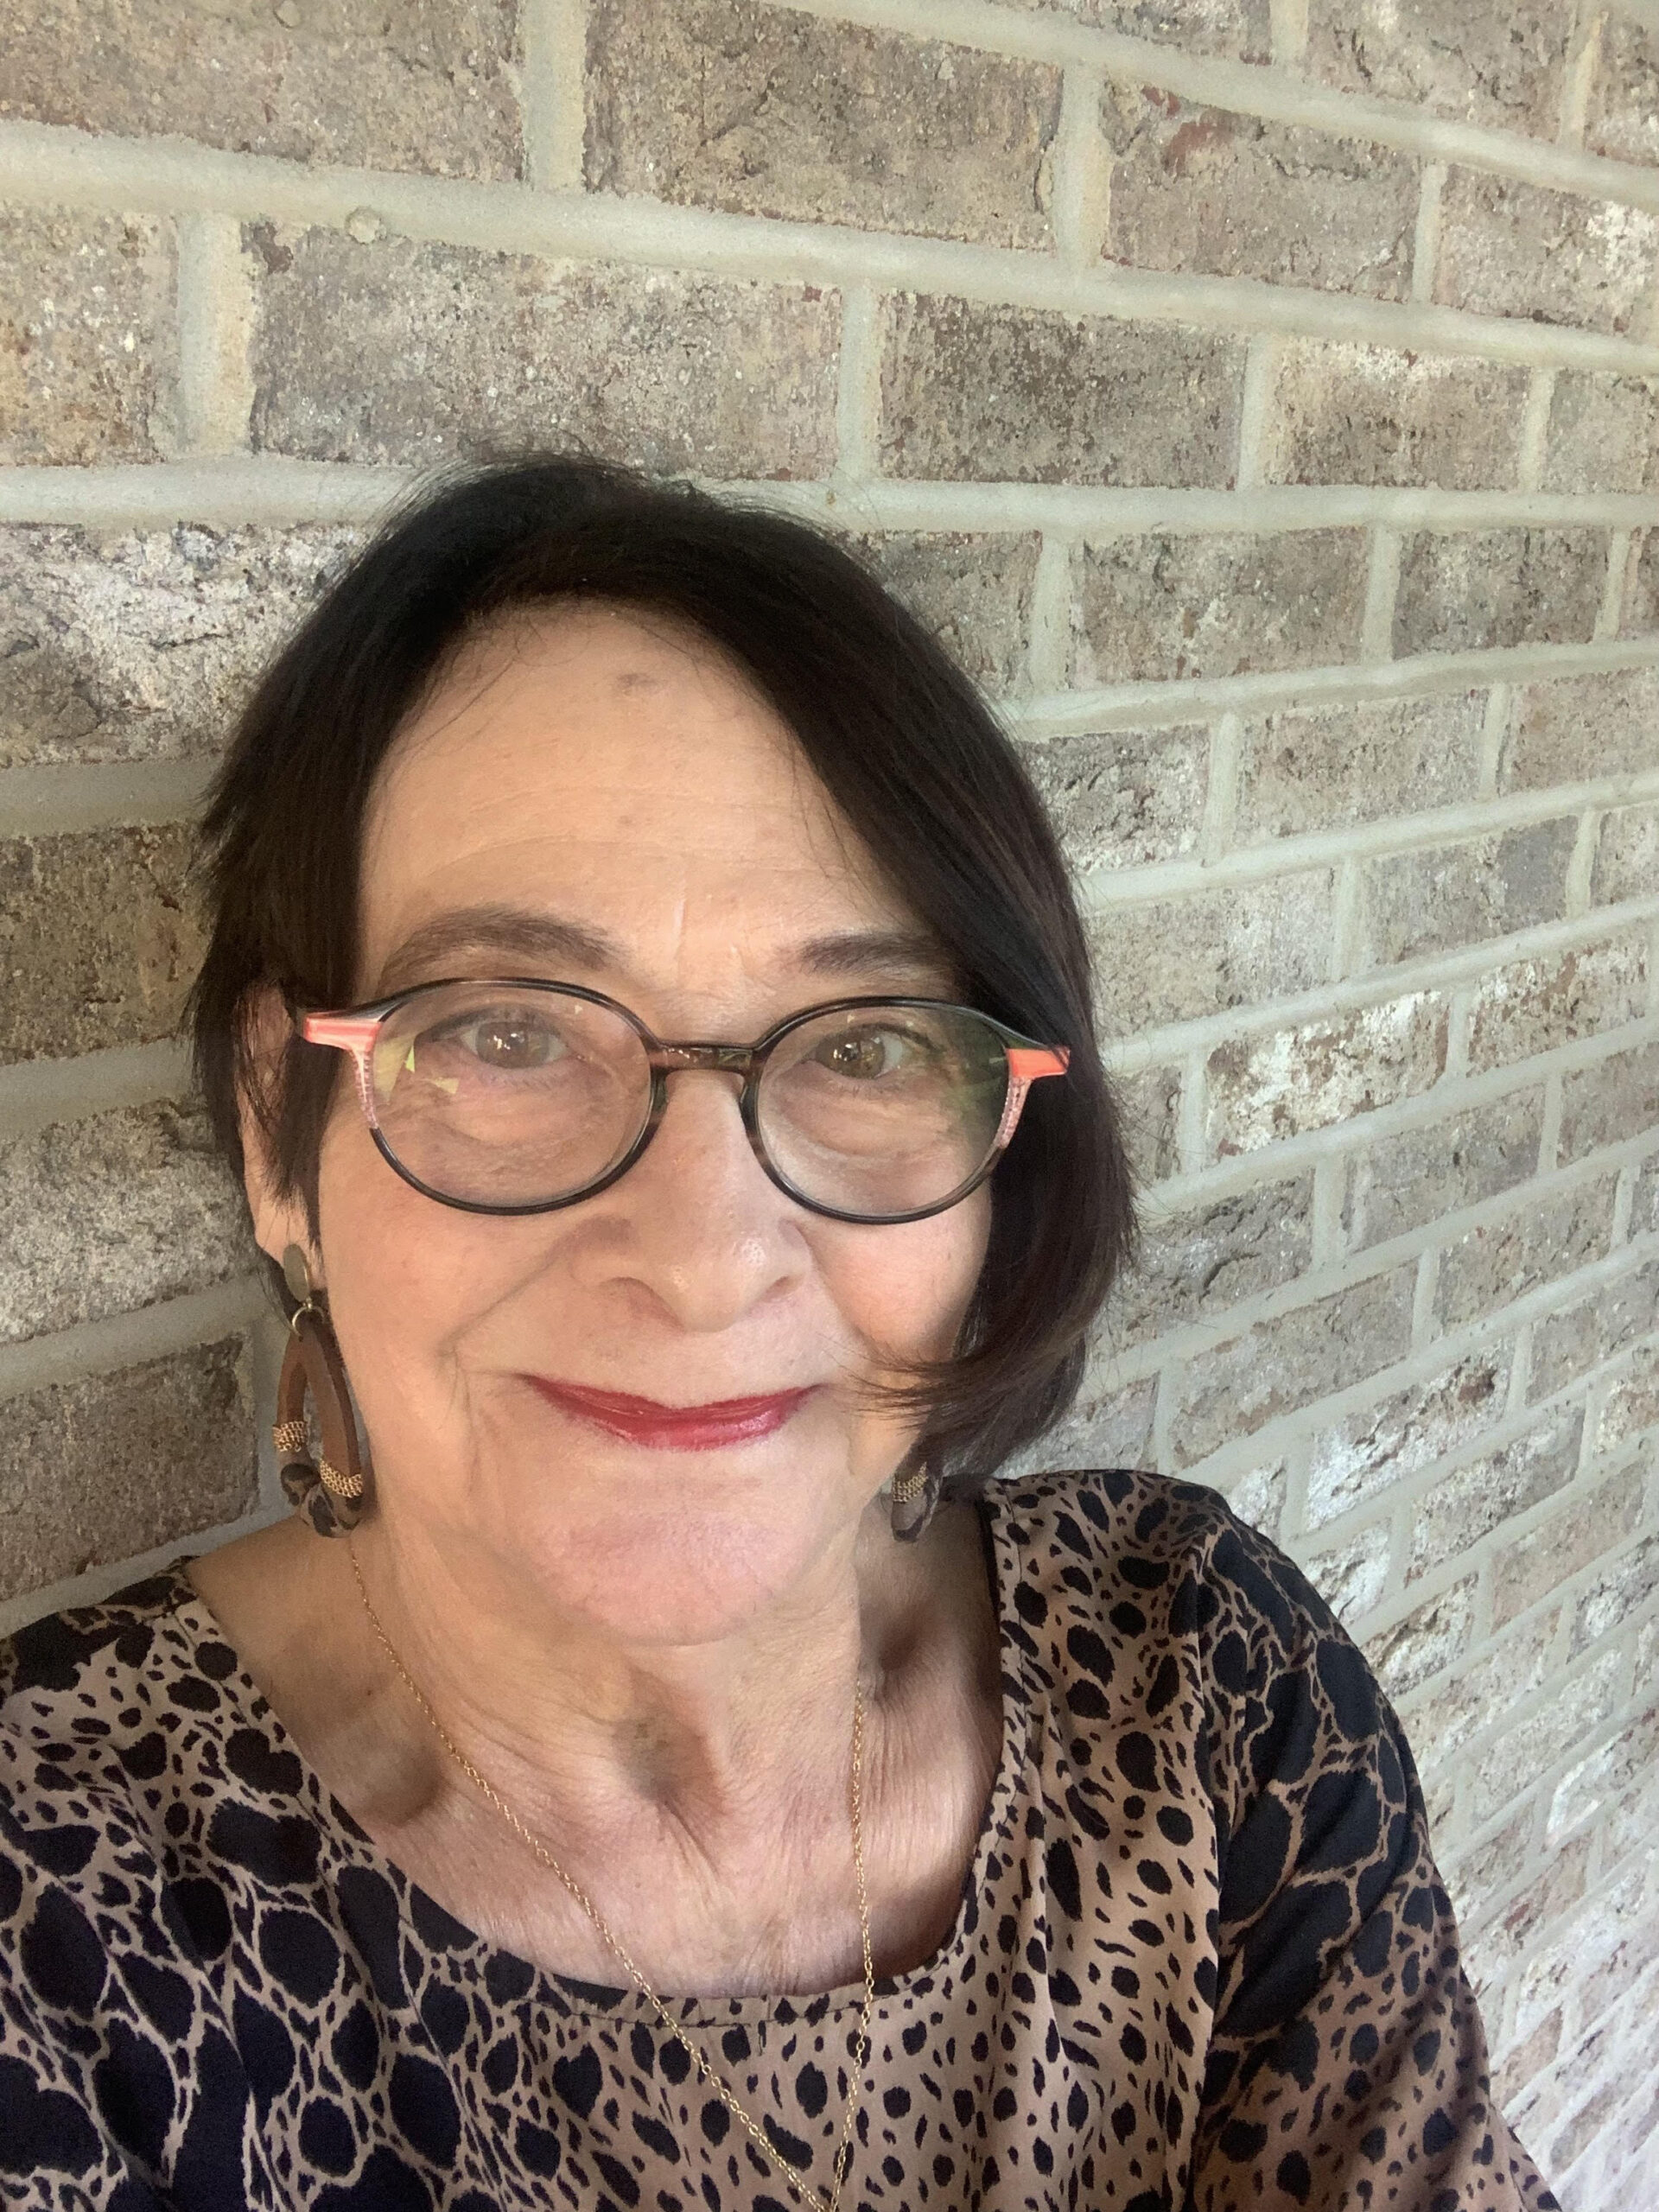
left=1, top=458, right=1555, bottom=2212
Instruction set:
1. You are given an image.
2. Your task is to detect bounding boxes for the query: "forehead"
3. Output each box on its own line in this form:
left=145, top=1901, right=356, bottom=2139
left=357, top=603, right=927, bottom=988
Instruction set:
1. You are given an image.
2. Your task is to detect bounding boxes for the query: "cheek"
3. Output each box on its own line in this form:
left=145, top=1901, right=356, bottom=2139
left=817, top=1187, right=990, bottom=1366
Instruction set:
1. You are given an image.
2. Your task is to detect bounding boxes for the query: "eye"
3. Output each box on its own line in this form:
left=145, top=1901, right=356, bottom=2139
left=812, top=1027, right=920, bottom=1079
left=454, top=1013, right=567, bottom=1069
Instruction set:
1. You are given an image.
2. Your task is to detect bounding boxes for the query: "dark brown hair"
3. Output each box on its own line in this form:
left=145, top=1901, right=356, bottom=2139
left=191, top=455, right=1135, bottom=1485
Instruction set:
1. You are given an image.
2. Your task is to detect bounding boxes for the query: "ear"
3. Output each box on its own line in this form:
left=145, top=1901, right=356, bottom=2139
left=237, top=985, right=321, bottom=1284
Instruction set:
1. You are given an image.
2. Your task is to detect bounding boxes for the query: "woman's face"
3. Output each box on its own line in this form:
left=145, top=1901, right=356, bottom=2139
left=250, top=604, right=991, bottom=1643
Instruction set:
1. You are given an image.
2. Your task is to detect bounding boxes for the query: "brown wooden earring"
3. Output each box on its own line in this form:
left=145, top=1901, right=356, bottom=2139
left=890, top=1447, right=944, bottom=1542
left=273, top=1244, right=368, bottom=1538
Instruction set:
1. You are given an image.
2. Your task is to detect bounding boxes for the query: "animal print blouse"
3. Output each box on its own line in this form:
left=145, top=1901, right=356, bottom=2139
left=0, top=1467, right=1556, bottom=2212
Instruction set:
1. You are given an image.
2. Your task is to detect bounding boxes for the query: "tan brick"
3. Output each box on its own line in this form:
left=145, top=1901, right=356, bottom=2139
left=879, top=295, right=1243, bottom=486
left=247, top=229, right=839, bottom=478
left=1463, top=1832, right=1591, bottom=1980
left=0, top=826, right=203, bottom=1066
left=1408, top=1408, right=1583, bottom=1582
left=0, top=210, right=177, bottom=467
left=1306, top=1342, right=1515, bottom=1529
left=1541, top=373, right=1658, bottom=498
left=855, top=533, right=1039, bottom=696
left=1559, top=1040, right=1659, bottom=1163
left=1365, top=1575, right=1478, bottom=1701
left=1342, top=1088, right=1544, bottom=1249
left=1529, top=1258, right=1659, bottom=1400
left=1020, top=725, right=1208, bottom=871
left=0, top=1338, right=256, bottom=1603
left=1492, top=1465, right=1646, bottom=1625
left=586, top=0, right=1058, bottom=248
left=1433, top=1178, right=1618, bottom=1332
left=0, top=1102, right=252, bottom=1345
left=1111, top=1059, right=1183, bottom=1185
left=1549, top=1704, right=1659, bottom=1844
left=1547, top=2080, right=1628, bottom=2181
left=1108, top=1173, right=1313, bottom=1348
left=1393, top=530, right=1607, bottom=658
left=1491, top=2009, right=1562, bottom=2113
left=1595, top=1341, right=1659, bottom=1459
left=1471, top=1647, right=1624, bottom=1821
left=1087, top=870, right=1333, bottom=1033
left=1502, top=667, right=1659, bottom=791
left=1355, top=820, right=1576, bottom=972
left=1305, top=0, right=1567, bottom=137
left=1169, top=1264, right=1415, bottom=1465
left=1586, top=16, right=1659, bottom=170
left=1433, top=172, right=1659, bottom=338
left=1205, top=991, right=1450, bottom=1155
left=1233, top=692, right=1485, bottom=844
left=0, top=523, right=360, bottom=769
left=1465, top=936, right=1649, bottom=1075
left=1569, top=1532, right=1659, bottom=1658
left=1267, top=339, right=1529, bottom=490
left=1071, top=530, right=1366, bottom=684
left=1027, top=1372, right=1158, bottom=1476
left=1003, top=0, right=1268, bottom=60
left=1223, top=1457, right=1287, bottom=1542
left=1589, top=802, right=1659, bottom=911
left=0, top=0, right=519, bottom=179
left=1300, top=1520, right=1392, bottom=1624
left=1099, top=86, right=1416, bottom=297
left=1401, top=1605, right=1557, bottom=1768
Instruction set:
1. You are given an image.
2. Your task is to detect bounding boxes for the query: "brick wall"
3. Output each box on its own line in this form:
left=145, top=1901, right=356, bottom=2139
left=2, top=0, right=1657, bottom=2196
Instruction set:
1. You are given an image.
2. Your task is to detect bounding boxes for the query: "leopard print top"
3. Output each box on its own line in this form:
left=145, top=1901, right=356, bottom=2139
left=0, top=1467, right=1557, bottom=2212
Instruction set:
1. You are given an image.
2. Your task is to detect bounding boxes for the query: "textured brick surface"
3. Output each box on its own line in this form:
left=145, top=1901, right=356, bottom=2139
left=1233, top=692, right=1485, bottom=842
left=1268, top=340, right=1530, bottom=489
left=1109, top=1174, right=1313, bottom=1346
left=1087, top=871, right=1333, bottom=1031
left=0, top=1102, right=252, bottom=1344
left=1111, top=1060, right=1184, bottom=1185
left=1502, top=668, right=1659, bottom=791
left=1433, top=172, right=1659, bottom=337
left=1355, top=821, right=1576, bottom=972
left=1003, top=0, right=1268, bottom=61
left=879, top=296, right=1243, bottom=486
left=1408, top=1410, right=1583, bottom=1580
left=859, top=533, right=1039, bottom=694
left=0, top=524, right=360, bottom=767
left=1301, top=1521, right=1392, bottom=1624
left=1304, top=0, right=1567, bottom=137
left=1031, top=1374, right=1159, bottom=1476
left=1342, top=1090, right=1544, bottom=1249
left=0, top=826, right=203, bottom=1065
left=1551, top=1705, right=1659, bottom=1845
left=1366, top=1578, right=1478, bottom=1701
left=1559, top=1040, right=1659, bottom=1164
left=1590, top=802, right=1659, bottom=911
left=1619, top=528, right=1659, bottom=638
left=1567, top=1528, right=1659, bottom=1652
left=249, top=230, right=840, bottom=478
left=1465, top=936, right=1649, bottom=1076
left=1595, top=1343, right=1659, bottom=1458
left=1393, top=530, right=1607, bottom=658
left=1072, top=530, right=1366, bottom=684
left=586, top=0, right=1059, bottom=247
left=0, top=0, right=520, bottom=178
left=0, top=210, right=176, bottom=466
left=1170, top=1265, right=1415, bottom=1465
left=1305, top=1342, right=1514, bottom=1528
left=1099, top=87, right=1417, bottom=297
left=1205, top=992, right=1451, bottom=1154
left=1586, top=16, right=1659, bottom=170
left=0, top=1339, right=256, bottom=1604
left=1434, top=1178, right=1617, bottom=1332
left=1020, top=726, right=1208, bottom=870
left=1529, top=1260, right=1659, bottom=1400
left=1542, top=374, right=1657, bottom=496
left=1472, top=1649, right=1624, bottom=1821
left=1492, top=1466, right=1647, bottom=1627
left=1401, top=1605, right=1558, bottom=1768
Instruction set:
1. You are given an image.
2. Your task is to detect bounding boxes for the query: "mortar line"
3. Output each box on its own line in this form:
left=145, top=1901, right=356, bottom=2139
left=1594, top=528, right=1633, bottom=639
left=1359, top=527, right=1402, bottom=662
left=0, top=1278, right=269, bottom=1405
left=520, top=0, right=588, bottom=192
left=1267, top=0, right=1308, bottom=69
left=1557, top=0, right=1604, bottom=150
left=0, top=757, right=218, bottom=838
left=1197, top=711, right=1241, bottom=863
left=0, top=1039, right=196, bottom=1141
left=5, top=122, right=1659, bottom=373
left=1051, top=67, right=1109, bottom=270
left=0, top=1484, right=289, bottom=1639
left=1232, top=334, right=1280, bottom=491
left=1479, top=683, right=1513, bottom=796
left=1516, top=367, right=1559, bottom=493
left=173, top=212, right=254, bottom=456
left=1564, top=809, right=1600, bottom=918
left=1024, top=534, right=1076, bottom=695
left=831, top=286, right=882, bottom=480
left=1409, top=163, right=1446, bottom=304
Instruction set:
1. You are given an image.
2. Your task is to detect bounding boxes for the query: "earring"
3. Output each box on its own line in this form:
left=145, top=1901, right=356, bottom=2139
left=272, top=1244, right=368, bottom=1538
left=890, top=1447, right=944, bottom=1542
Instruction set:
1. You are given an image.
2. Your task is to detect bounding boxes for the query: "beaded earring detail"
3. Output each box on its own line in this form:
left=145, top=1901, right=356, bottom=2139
left=889, top=1447, right=944, bottom=1542
left=273, top=1243, right=368, bottom=1537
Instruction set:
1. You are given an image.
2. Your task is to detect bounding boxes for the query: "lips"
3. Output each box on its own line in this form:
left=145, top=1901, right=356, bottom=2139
left=526, top=1377, right=817, bottom=1451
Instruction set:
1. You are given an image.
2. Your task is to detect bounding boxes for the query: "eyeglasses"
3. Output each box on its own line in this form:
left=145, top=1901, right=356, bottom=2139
left=298, top=979, right=1069, bottom=1224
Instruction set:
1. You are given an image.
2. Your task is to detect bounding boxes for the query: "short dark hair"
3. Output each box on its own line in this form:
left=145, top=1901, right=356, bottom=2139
left=192, top=455, right=1135, bottom=1486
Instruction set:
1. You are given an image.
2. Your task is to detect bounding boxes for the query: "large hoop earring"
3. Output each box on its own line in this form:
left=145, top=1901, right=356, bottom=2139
left=890, top=1446, right=944, bottom=1542
left=273, top=1244, right=368, bottom=1538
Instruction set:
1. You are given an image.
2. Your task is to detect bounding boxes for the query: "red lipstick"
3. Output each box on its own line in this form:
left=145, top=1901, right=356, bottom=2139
left=527, top=1379, right=816, bottom=1451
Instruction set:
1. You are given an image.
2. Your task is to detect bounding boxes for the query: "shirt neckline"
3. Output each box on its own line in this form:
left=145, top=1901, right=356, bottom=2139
left=168, top=1481, right=1034, bottom=2031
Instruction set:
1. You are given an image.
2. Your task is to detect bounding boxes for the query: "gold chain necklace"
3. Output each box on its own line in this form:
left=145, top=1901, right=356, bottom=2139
left=348, top=1548, right=875, bottom=2211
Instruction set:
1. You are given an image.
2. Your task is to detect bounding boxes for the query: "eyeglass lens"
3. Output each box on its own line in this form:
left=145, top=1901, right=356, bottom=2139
left=363, top=983, right=1015, bottom=1217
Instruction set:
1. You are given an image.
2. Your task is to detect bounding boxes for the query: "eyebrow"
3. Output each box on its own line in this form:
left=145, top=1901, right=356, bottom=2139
left=372, top=906, right=950, bottom=995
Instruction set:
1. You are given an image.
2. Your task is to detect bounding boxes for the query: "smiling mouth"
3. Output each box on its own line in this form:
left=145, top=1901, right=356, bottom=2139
left=525, top=1378, right=818, bottom=1451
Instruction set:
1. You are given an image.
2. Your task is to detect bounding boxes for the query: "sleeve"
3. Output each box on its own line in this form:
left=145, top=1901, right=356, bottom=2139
left=1183, top=1513, right=1560, bottom=2212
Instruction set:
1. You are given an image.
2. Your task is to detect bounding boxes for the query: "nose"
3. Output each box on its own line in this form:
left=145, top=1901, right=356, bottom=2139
left=588, top=1064, right=807, bottom=1332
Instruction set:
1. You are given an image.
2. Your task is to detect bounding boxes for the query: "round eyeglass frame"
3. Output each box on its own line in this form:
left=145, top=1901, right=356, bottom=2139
left=297, top=979, right=1070, bottom=1226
